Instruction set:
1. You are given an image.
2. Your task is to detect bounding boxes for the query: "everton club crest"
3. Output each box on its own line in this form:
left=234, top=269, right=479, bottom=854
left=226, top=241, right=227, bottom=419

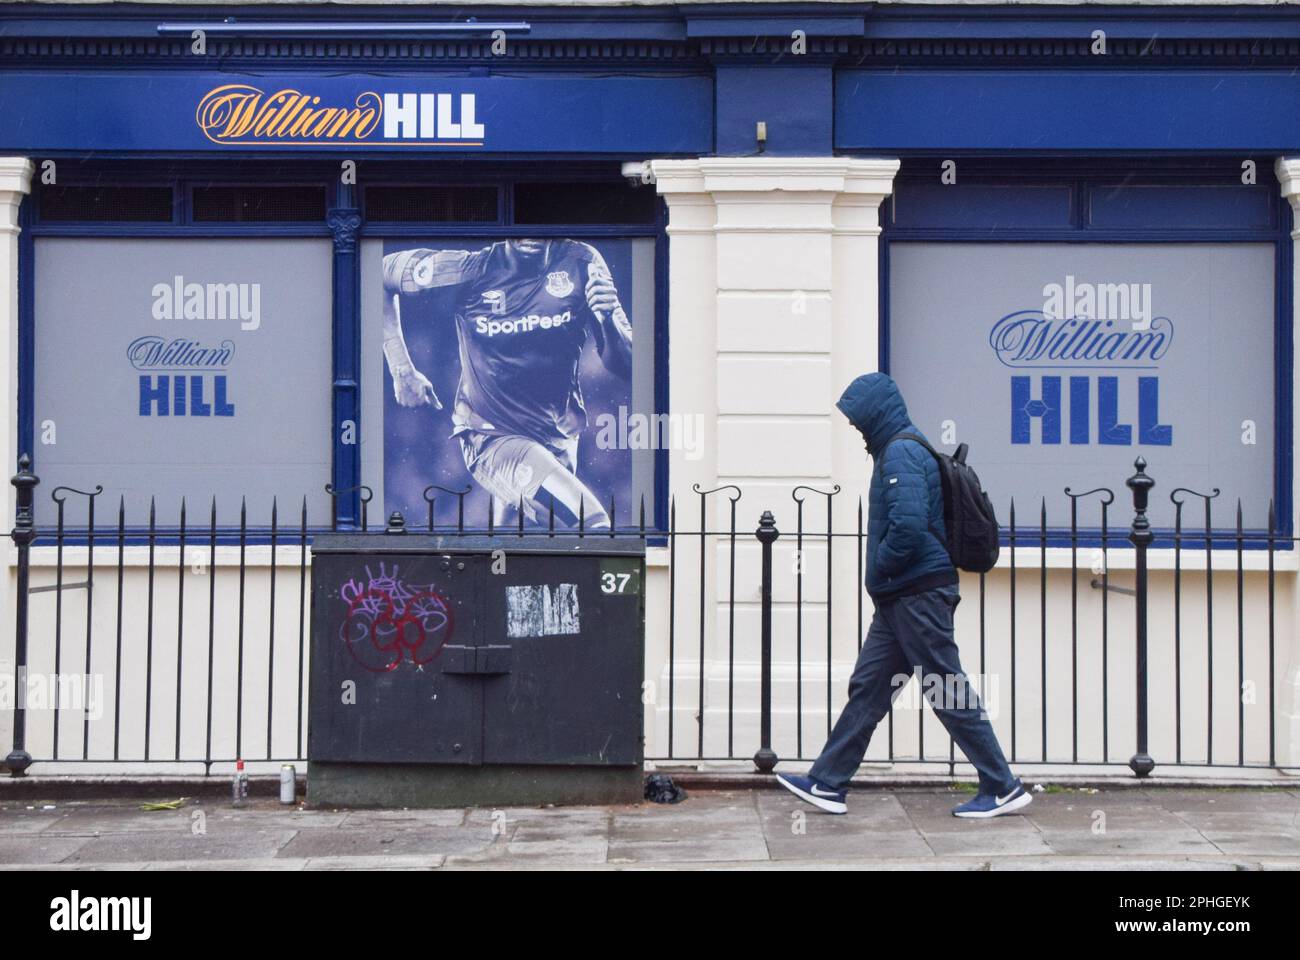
left=546, top=271, right=575, bottom=298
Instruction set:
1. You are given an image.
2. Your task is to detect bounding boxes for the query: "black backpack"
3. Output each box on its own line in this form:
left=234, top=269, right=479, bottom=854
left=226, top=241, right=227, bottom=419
left=883, top=433, right=1001, bottom=574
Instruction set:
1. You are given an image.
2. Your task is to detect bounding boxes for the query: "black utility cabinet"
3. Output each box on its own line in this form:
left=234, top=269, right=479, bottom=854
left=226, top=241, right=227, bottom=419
left=307, top=532, right=645, bottom=807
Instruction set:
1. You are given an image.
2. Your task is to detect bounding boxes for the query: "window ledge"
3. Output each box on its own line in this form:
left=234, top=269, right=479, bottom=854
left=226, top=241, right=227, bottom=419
left=991, top=546, right=1296, bottom=573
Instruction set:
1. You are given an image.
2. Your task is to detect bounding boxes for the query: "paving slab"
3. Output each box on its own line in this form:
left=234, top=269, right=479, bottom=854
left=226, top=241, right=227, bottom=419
left=756, top=789, right=918, bottom=828
left=277, top=825, right=496, bottom=860
left=987, top=857, right=1252, bottom=871
left=44, top=806, right=208, bottom=835
left=606, top=833, right=769, bottom=865
left=464, top=804, right=623, bottom=821
left=48, top=803, right=347, bottom=837
left=1197, top=830, right=1300, bottom=857
left=304, top=854, right=445, bottom=870
left=1149, top=789, right=1300, bottom=813
left=441, top=857, right=989, bottom=871
left=147, top=858, right=308, bottom=871
left=1024, top=794, right=1184, bottom=819
left=463, top=805, right=614, bottom=841
left=197, top=807, right=352, bottom=829
left=919, top=829, right=1053, bottom=858
left=0, top=808, right=67, bottom=835
left=1025, top=799, right=1220, bottom=856
left=0, top=834, right=96, bottom=864
left=61, top=828, right=298, bottom=865
left=894, top=791, right=1054, bottom=857
left=1038, top=828, right=1220, bottom=857
left=503, top=835, right=610, bottom=864
left=608, top=791, right=768, bottom=863
left=5, top=798, right=352, bottom=834
left=1170, top=811, right=1300, bottom=834
left=483, top=808, right=612, bottom=864
left=766, top=829, right=935, bottom=861
left=340, top=809, right=467, bottom=829
left=0, top=860, right=153, bottom=871
left=757, top=791, right=934, bottom=859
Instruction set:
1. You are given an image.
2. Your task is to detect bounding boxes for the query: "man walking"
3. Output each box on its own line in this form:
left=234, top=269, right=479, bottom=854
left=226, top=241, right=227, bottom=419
left=777, top=373, right=1030, bottom=819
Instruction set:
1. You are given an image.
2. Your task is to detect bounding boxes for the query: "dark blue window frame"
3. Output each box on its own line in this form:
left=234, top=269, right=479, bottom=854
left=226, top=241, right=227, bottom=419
left=876, top=156, right=1293, bottom=549
left=18, top=161, right=671, bottom=538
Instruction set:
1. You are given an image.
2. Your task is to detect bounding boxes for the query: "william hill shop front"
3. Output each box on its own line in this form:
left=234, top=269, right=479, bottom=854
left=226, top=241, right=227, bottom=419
left=1, top=2, right=1300, bottom=779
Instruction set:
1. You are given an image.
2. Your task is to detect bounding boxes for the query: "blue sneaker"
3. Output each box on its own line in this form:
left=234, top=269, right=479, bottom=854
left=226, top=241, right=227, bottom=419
left=776, top=773, right=847, bottom=815
left=951, top=780, right=1033, bottom=818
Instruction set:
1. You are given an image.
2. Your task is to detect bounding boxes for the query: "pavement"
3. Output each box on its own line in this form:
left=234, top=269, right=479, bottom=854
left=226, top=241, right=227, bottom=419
left=2, top=784, right=1300, bottom=870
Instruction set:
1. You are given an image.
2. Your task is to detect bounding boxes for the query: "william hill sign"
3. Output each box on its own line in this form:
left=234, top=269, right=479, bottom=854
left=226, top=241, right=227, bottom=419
left=196, top=86, right=487, bottom=145
left=0, top=72, right=712, bottom=153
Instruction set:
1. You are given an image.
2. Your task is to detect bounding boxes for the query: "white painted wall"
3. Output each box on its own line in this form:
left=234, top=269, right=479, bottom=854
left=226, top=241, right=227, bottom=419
left=4, top=547, right=309, bottom=773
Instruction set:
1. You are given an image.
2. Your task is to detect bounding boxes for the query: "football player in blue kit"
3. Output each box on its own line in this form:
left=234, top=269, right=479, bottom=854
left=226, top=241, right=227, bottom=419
left=382, top=238, right=632, bottom=529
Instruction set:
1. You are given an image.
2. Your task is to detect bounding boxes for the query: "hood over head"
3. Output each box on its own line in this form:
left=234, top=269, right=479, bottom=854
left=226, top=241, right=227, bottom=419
left=835, top=372, right=913, bottom=456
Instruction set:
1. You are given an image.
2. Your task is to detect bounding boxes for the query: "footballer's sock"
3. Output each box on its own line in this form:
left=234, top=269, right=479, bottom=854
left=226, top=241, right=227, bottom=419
left=536, top=472, right=610, bottom=530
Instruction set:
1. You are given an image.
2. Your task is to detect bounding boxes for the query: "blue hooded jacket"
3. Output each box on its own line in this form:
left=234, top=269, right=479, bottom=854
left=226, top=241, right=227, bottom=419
left=836, top=373, right=958, bottom=600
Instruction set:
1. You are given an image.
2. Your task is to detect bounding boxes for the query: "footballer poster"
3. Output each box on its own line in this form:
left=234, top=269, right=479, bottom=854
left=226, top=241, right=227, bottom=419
left=379, top=238, right=636, bottom=530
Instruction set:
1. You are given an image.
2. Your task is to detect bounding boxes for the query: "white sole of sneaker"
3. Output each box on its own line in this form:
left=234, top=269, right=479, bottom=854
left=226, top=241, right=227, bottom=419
left=952, top=790, right=1034, bottom=819
left=776, top=774, right=847, bottom=815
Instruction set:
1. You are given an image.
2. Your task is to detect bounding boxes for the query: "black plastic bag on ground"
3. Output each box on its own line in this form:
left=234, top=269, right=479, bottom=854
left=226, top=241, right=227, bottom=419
left=643, top=773, right=687, bottom=804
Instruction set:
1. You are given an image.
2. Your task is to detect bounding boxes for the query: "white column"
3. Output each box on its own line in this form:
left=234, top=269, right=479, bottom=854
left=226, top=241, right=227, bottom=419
left=0, top=158, right=33, bottom=756
left=1272, top=158, right=1300, bottom=770
left=650, top=157, right=899, bottom=760
left=0, top=159, right=31, bottom=533
left=653, top=157, right=897, bottom=523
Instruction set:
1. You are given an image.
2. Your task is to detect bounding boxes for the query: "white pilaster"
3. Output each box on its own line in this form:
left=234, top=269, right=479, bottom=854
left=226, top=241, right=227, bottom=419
left=1271, top=157, right=1300, bottom=770
left=0, top=158, right=32, bottom=757
left=650, top=157, right=899, bottom=759
left=0, top=158, right=31, bottom=533
left=653, top=157, right=898, bottom=509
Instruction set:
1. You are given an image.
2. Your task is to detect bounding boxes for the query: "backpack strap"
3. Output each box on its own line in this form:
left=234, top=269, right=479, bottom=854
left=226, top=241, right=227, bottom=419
left=882, top=432, right=938, bottom=459
left=880, top=432, right=949, bottom=547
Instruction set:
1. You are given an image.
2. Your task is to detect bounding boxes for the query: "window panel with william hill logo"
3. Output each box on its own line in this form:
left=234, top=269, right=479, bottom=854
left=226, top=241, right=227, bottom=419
left=33, top=237, right=334, bottom=526
left=887, top=243, right=1275, bottom=531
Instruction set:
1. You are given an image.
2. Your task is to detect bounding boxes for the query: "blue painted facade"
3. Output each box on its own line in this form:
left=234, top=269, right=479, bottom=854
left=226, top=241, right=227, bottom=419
left=7, top=4, right=1300, bottom=158
left=3, top=3, right=1295, bottom=533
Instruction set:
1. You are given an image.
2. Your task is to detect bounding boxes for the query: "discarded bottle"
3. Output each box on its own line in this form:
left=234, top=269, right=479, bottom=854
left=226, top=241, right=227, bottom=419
left=232, top=759, right=249, bottom=808
left=279, top=764, right=296, bottom=805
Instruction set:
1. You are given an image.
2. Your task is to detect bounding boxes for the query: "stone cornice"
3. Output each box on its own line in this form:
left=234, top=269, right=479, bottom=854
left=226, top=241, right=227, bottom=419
left=0, top=157, right=34, bottom=197
left=1275, top=157, right=1300, bottom=204
left=654, top=157, right=899, bottom=200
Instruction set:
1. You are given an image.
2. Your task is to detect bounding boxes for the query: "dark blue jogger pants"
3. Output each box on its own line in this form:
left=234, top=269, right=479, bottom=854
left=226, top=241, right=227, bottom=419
left=808, top=583, right=1017, bottom=795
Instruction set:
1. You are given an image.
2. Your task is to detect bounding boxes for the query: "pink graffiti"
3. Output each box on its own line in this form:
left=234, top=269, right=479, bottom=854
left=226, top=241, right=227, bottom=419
left=338, top=562, right=454, bottom=673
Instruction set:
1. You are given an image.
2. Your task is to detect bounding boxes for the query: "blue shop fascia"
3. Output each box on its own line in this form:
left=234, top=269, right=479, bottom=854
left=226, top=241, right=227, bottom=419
left=1, top=2, right=1297, bottom=531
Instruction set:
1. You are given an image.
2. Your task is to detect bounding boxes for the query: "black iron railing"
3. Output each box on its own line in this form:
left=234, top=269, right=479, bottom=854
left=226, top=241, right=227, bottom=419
left=1, top=455, right=1290, bottom=778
